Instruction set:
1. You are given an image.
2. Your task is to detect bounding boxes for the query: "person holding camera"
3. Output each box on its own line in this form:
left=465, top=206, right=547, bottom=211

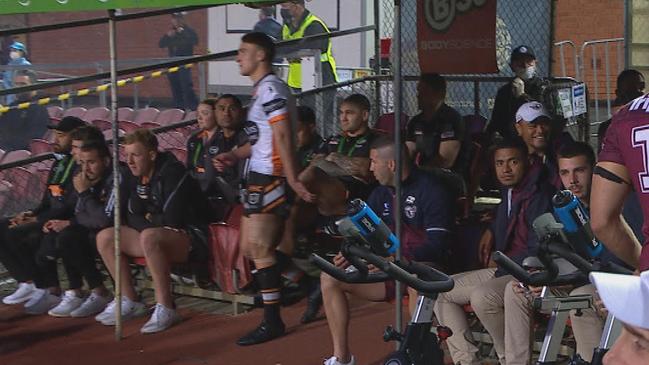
left=158, top=12, right=199, bottom=110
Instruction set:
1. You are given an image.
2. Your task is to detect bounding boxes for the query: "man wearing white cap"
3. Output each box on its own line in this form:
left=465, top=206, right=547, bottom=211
left=515, top=100, right=567, bottom=188
left=590, top=271, right=649, bottom=365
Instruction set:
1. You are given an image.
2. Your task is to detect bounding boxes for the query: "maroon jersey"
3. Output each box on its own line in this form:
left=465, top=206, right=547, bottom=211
left=599, top=94, right=649, bottom=271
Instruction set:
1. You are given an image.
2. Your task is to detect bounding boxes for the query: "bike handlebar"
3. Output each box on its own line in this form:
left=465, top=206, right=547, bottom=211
left=311, top=242, right=454, bottom=296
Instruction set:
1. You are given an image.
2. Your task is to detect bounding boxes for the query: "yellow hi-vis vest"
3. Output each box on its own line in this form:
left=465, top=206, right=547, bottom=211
left=282, top=13, right=338, bottom=89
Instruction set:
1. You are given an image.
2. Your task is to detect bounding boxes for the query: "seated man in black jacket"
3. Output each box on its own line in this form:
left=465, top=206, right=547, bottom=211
left=0, top=116, right=85, bottom=314
left=187, top=95, right=247, bottom=220
left=48, top=138, right=125, bottom=318
left=95, top=129, right=207, bottom=334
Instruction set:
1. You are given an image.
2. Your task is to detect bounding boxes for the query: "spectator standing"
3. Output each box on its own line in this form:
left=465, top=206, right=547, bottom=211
left=487, top=45, right=551, bottom=142
left=2, top=41, right=30, bottom=106
left=158, top=12, right=199, bottom=111
left=280, top=0, right=338, bottom=92
left=253, top=6, right=282, bottom=41
left=0, top=70, right=49, bottom=151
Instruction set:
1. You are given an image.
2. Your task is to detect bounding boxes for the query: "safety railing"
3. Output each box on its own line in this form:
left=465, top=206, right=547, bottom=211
left=554, top=40, right=579, bottom=79
left=579, top=38, right=625, bottom=122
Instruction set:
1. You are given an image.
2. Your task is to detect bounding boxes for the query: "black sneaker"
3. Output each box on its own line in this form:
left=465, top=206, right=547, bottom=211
left=236, top=320, right=286, bottom=346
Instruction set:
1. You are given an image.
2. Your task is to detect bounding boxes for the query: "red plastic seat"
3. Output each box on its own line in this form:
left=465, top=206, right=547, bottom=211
left=82, top=107, right=110, bottom=123
left=91, top=119, right=112, bottom=131
left=118, top=120, right=140, bottom=133
left=374, top=112, right=409, bottom=136
left=117, top=107, right=135, bottom=123
left=47, top=106, right=63, bottom=120
left=166, top=147, right=187, bottom=165
left=208, top=205, right=252, bottom=294
left=182, top=110, right=197, bottom=122
left=155, top=108, right=185, bottom=126
left=157, top=131, right=185, bottom=150
left=140, top=121, right=161, bottom=130
left=29, top=139, right=53, bottom=155
left=50, top=106, right=87, bottom=123
left=2, top=149, right=31, bottom=164
left=133, top=108, right=160, bottom=125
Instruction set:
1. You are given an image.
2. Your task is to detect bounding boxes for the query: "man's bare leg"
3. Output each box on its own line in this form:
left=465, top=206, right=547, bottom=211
left=96, top=226, right=142, bottom=301
left=321, top=272, right=387, bottom=363
left=140, top=227, right=190, bottom=308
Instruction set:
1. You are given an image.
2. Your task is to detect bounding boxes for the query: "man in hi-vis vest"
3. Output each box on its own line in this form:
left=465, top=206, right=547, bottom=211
left=280, top=0, right=338, bottom=92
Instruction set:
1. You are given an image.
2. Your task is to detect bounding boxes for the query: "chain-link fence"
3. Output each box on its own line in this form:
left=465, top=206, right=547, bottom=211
left=376, top=0, right=553, bottom=119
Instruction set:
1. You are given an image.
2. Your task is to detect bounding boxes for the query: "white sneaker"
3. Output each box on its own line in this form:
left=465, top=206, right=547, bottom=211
left=99, top=296, right=146, bottom=326
left=24, top=289, right=61, bottom=315
left=140, top=303, right=181, bottom=334
left=71, top=292, right=112, bottom=318
left=95, top=298, right=117, bottom=322
left=323, top=356, right=355, bottom=365
left=48, top=290, right=84, bottom=317
left=2, top=282, right=37, bottom=305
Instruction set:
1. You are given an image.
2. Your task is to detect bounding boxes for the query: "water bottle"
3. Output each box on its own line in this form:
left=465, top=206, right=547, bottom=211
left=552, top=190, right=603, bottom=258
left=347, top=199, right=400, bottom=256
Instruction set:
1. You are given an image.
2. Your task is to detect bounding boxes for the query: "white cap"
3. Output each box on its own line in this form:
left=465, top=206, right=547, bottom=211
left=515, top=101, right=551, bottom=123
left=590, top=271, right=649, bottom=330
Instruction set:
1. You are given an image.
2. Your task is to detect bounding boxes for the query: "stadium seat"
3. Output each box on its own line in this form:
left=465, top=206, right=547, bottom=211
left=157, top=131, right=185, bottom=150
left=133, top=107, right=160, bottom=125
left=140, top=121, right=162, bottom=130
left=47, top=106, right=64, bottom=120
left=5, top=167, right=41, bottom=211
left=118, top=120, right=140, bottom=133
left=180, top=125, right=198, bottom=137
left=208, top=205, right=253, bottom=294
left=29, top=139, right=53, bottom=155
left=117, top=107, right=135, bottom=122
left=2, top=149, right=31, bottom=164
left=103, top=129, right=125, bottom=142
left=91, top=119, right=112, bottom=131
left=166, top=147, right=187, bottom=165
left=0, top=180, right=14, bottom=217
left=155, top=108, right=185, bottom=126
left=182, top=110, right=197, bottom=122
left=374, top=112, right=409, bottom=136
left=82, top=107, right=110, bottom=124
left=50, top=106, right=87, bottom=123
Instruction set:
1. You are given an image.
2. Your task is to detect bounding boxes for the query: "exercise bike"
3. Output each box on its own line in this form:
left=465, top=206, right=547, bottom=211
left=311, top=199, right=455, bottom=365
left=494, top=213, right=632, bottom=365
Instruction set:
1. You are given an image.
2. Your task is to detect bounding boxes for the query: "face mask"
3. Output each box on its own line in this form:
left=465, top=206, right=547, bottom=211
left=516, top=65, right=536, bottom=81
left=280, top=9, right=293, bottom=23
left=9, top=51, right=20, bottom=60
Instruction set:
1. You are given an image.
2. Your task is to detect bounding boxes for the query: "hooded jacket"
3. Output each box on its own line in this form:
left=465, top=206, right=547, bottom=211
left=491, top=162, right=555, bottom=274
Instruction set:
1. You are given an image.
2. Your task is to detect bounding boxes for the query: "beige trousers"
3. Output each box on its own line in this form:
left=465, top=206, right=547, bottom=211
left=434, top=268, right=511, bottom=365
left=504, top=283, right=604, bottom=364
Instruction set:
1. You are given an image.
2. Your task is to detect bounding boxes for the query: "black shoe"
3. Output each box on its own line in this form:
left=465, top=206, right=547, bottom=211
left=236, top=320, right=286, bottom=346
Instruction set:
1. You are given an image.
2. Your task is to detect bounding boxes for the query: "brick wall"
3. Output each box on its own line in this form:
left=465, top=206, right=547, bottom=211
left=552, top=0, right=624, bottom=101
left=25, top=9, right=208, bottom=107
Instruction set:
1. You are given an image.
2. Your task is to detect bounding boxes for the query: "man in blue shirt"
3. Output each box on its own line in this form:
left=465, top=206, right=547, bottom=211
left=319, top=136, right=453, bottom=365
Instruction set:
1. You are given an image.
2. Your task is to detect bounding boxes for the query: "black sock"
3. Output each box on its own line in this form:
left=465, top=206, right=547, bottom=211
left=255, top=264, right=282, bottom=327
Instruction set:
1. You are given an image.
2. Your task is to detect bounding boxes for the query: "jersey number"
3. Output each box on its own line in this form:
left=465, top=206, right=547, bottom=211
left=632, top=126, right=649, bottom=192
